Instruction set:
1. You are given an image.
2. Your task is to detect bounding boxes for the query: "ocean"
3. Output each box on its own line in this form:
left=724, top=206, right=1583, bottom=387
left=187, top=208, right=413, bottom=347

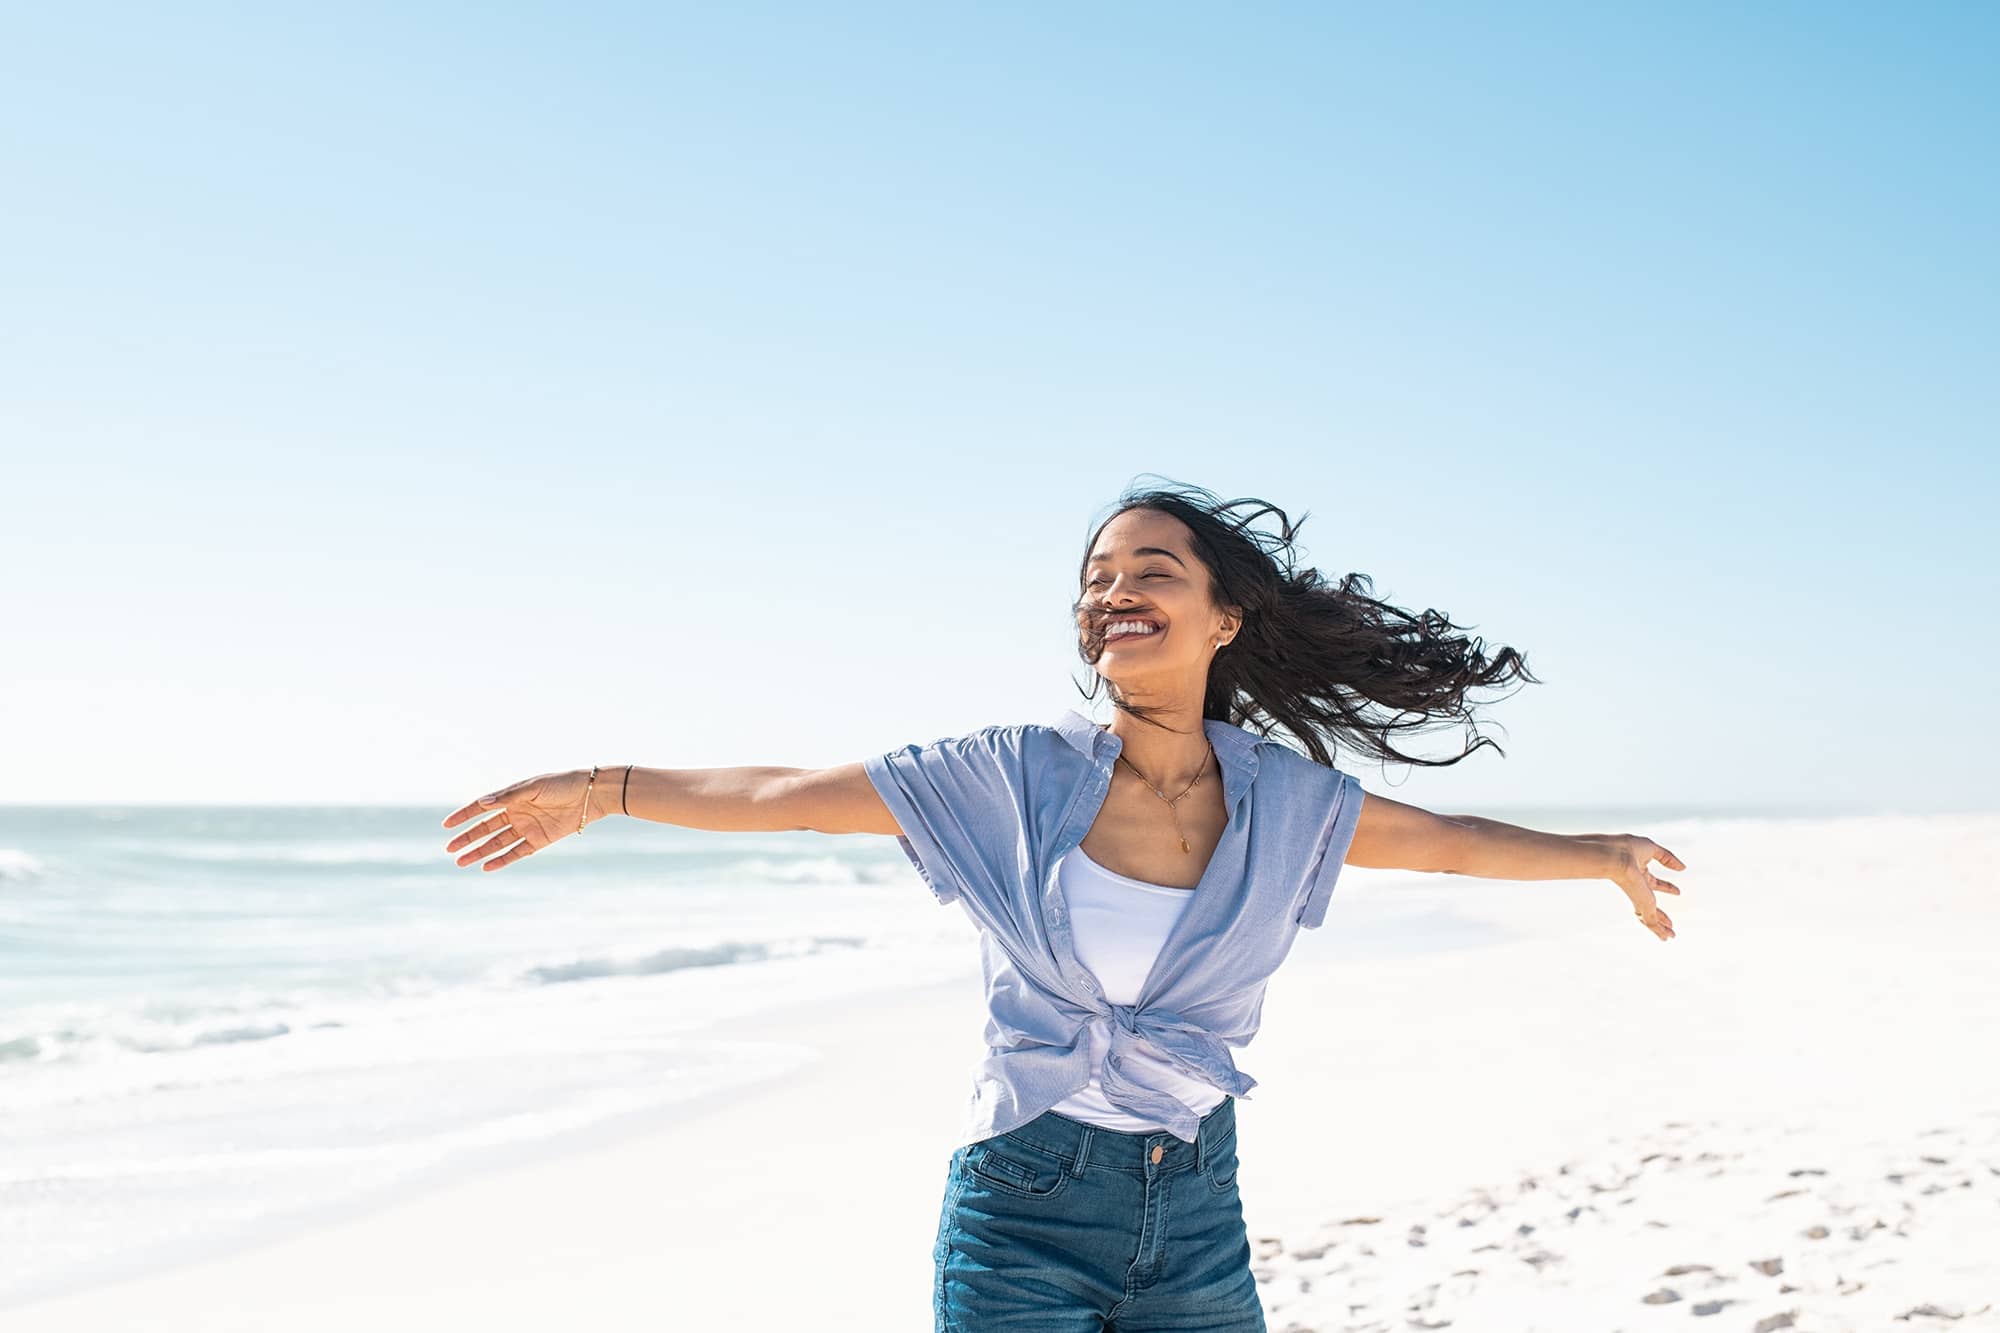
left=0, top=803, right=981, bottom=1308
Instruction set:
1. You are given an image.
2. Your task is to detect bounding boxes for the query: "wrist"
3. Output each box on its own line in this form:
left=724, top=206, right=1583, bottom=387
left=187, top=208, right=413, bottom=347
left=583, top=766, right=618, bottom=825
left=593, top=764, right=631, bottom=820
left=1577, top=833, right=1621, bottom=879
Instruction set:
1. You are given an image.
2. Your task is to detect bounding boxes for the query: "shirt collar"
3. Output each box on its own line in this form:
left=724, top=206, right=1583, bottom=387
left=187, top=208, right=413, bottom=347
left=1052, top=706, right=1270, bottom=812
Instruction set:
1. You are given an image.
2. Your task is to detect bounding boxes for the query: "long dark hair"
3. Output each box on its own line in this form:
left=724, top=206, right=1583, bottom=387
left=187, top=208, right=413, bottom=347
left=1070, top=476, right=1540, bottom=771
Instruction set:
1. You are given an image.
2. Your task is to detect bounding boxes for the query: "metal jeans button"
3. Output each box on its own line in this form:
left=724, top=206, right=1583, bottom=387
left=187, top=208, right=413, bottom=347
left=1150, top=1144, right=1163, bottom=1164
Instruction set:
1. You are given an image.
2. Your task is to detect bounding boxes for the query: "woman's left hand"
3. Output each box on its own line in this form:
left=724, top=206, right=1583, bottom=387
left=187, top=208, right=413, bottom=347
left=1605, top=835, right=1685, bottom=941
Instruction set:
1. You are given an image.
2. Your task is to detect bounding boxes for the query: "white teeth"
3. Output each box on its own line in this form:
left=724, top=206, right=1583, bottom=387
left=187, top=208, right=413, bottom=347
left=1106, top=622, right=1159, bottom=638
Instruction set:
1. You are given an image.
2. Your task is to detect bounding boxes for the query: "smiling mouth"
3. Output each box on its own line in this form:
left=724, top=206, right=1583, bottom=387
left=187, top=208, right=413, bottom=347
left=1102, top=625, right=1164, bottom=645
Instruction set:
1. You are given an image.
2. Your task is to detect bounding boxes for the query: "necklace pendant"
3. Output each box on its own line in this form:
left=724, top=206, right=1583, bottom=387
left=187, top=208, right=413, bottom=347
left=1179, top=835, right=1191, bottom=854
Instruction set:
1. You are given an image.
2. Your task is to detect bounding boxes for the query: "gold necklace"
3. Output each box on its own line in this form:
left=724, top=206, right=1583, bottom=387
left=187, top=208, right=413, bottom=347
left=1114, top=748, right=1214, bottom=855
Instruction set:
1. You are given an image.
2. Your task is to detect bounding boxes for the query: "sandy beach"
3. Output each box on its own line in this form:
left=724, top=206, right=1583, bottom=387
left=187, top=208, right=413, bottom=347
left=7, top=810, right=1997, bottom=1332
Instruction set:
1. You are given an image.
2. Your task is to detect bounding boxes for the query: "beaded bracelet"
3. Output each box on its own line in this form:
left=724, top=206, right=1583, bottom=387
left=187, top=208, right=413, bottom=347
left=578, top=764, right=635, bottom=835
left=578, top=765, right=600, bottom=835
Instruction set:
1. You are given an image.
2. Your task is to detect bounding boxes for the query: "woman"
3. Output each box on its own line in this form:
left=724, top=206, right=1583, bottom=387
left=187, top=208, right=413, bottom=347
left=441, top=479, right=1686, bottom=1331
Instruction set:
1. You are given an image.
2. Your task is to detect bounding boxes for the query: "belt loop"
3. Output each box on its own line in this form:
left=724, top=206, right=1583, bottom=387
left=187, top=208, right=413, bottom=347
left=1070, top=1124, right=1092, bottom=1176
left=1196, top=1121, right=1208, bottom=1173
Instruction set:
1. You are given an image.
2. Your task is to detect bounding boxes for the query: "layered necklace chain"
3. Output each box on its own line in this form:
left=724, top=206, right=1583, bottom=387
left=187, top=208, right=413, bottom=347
left=1114, top=747, right=1214, bottom=855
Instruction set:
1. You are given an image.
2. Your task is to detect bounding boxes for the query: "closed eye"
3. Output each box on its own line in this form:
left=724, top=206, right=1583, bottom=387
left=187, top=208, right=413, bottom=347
left=1086, top=573, right=1171, bottom=587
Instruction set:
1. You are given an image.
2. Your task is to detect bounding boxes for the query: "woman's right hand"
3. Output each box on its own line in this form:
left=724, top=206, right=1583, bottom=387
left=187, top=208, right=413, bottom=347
left=441, top=769, right=601, bottom=871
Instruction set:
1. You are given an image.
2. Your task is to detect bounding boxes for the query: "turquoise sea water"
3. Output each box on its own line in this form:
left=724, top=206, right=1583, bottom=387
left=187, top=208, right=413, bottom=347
left=0, top=804, right=967, bottom=1308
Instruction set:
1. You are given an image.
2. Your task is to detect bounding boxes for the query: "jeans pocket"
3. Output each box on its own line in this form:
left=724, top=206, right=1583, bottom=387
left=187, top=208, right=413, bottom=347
left=1204, top=1128, right=1240, bottom=1194
left=964, top=1136, right=1075, bottom=1200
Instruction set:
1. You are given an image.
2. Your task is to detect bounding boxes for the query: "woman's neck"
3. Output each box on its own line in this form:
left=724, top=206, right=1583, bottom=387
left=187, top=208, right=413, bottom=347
left=1100, top=715, right=1215, bottom=793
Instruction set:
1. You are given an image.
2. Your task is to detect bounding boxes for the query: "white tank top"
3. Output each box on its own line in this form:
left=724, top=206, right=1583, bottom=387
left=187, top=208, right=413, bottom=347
left=1044, top=844, right=1230, bottom=1132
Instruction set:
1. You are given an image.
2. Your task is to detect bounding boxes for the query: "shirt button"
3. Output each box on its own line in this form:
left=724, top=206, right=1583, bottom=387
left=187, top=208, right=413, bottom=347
left=1150, top=1144, right=1163, bottom=1164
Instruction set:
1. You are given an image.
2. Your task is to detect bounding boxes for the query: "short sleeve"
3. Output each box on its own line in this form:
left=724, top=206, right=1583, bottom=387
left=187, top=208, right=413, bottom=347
left=1295, top=769, right=1366, bottom=929
left=862, top=725, right=1030, bottom=911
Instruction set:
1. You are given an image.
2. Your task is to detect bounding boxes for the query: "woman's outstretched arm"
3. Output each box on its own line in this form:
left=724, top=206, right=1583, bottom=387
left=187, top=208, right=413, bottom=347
left=609, top=762, right=903, bottom=835
left=1345, top=790, right=1686, bottom=941
left=441, top=762, right=901, bottom=872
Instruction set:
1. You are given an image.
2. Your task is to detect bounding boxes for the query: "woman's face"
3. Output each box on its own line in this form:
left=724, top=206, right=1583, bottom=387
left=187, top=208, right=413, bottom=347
left=1076, top=508, right=1238, bottom=689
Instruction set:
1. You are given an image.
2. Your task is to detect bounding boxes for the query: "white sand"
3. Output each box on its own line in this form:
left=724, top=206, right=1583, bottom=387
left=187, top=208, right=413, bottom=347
left=8, top=812, right=1998, bottom=1331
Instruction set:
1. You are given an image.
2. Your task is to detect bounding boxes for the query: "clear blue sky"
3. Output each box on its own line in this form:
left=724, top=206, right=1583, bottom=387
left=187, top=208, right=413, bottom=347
left=3, top=4, right=1994, bottom=812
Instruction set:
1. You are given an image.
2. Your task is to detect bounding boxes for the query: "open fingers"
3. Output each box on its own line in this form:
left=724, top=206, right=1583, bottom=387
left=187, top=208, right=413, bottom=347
left=1635, top=905, right=1676, bottom=940
left=456, top=827, right=525, bottom=869
left=442, top=787, right=514, bottom=829
left=443, top=813, right=507, bottom=855
left=1652, top=842, right=1686, bottom=872
left=480, top=837, right=538, bottom=871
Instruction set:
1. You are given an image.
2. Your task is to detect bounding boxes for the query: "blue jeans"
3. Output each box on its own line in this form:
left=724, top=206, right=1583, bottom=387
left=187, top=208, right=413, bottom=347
left=931, top=1096, right=1265, bottom=1331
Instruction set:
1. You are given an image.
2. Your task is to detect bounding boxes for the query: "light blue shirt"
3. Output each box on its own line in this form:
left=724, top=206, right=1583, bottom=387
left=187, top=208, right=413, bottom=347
left=865, top=707, right=1367, bottom=1145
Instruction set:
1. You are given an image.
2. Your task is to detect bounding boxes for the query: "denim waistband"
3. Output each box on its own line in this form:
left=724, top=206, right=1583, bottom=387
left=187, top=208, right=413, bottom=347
left=988, top=1095, right=1236, bottom=1178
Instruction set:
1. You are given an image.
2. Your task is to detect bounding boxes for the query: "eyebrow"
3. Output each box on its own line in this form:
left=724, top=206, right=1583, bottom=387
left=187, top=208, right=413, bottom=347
left=1087, top=546, right=1187, bottom=569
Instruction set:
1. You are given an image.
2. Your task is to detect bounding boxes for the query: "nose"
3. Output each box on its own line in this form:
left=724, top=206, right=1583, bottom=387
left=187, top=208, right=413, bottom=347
left=1096, top=571, right=1144, bottom=602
